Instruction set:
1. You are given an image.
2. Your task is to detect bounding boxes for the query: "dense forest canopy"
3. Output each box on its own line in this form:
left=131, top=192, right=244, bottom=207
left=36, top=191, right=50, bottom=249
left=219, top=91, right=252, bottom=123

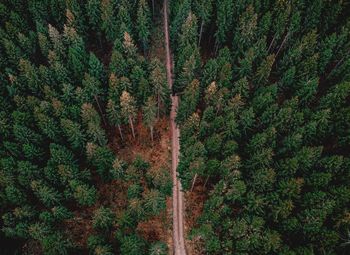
left=1, top=0, right=350, bottom=254
left=0, top=0, right=171, bottom=254
left=171, top=0, right=350, bottom=254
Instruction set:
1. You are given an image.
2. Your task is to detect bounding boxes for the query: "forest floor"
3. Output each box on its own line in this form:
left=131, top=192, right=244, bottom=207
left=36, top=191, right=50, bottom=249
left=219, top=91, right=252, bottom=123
left=183, top=179, right=208, bottom=255
left=64, top=116, right=173, bottom=253
left=111, top=115, right=173, bottom=248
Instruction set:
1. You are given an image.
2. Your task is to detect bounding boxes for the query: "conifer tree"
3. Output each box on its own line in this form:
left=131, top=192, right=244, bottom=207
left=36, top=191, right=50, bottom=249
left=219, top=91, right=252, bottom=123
left=215, top=0, right=234, bottom=49
left=150, top=58, right=170, bottom=117
left=193, top=0, right=213, bottom=46
left=81, top=103, right=107, bottom=146
left=101, top=0, right=117, bottom=42
left=136, top=0, right=151, bottom=54
left=87, top=0, right=101, bottom=32
left=120, top=91, right=137, bottom=139
left=117, top=2, right=133, bottom=40
left=106, top=99, right=124, bottom=140
left=176, top=79, right=200, bottom=124
left=88, top=52, right=105, bottom=83
left=60, top=118, right=86, bottom=150
left=92, top=207, right=115, bottom=230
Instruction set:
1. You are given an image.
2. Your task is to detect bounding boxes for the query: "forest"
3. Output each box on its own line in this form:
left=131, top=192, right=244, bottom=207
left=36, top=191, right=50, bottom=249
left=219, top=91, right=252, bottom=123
left=0, top=0, right=350, bottom=255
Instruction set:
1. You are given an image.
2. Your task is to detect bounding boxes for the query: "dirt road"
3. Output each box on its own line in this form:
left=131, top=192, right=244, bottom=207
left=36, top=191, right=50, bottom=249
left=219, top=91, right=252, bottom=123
left=163, top=0, right=187, bottom=254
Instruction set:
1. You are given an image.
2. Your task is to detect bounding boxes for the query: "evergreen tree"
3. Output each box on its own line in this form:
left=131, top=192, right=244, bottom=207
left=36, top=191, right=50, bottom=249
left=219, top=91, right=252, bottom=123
left=87, top=0, right=101, bottom=32
left=92, top=207, right=115, bottom=230
left=60, top=118, right=86, bottom=150
left=106, top=99, right=124, bottom=140
left=193, top=0, right=213, bottom=46
left=136, top=0, right=151, bottom=54
left=120, top=91, right=137, bottom=139
left=150, top=58, right=170, bottom=117
left=101, top=0, right=117, bottom=42
left=81, top=103, right=107, bottom=146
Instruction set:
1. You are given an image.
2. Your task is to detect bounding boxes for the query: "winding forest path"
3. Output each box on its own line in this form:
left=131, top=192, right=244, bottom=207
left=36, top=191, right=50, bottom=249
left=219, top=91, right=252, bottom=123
left=163, top=0, right=187, bottom=254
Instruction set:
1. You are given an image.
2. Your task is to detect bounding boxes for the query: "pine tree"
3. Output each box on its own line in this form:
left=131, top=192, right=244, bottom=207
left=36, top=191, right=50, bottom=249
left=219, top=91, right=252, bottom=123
left=101, top=0, right=117, bottom=42
left=215, top=0, right=234, bottom=49
left=87, top=0, right=101, bottom=32
left=123, top=32, right=138, bottom=62
left=120, top=91, right=137, bottom=139
left=88, top=52, right=105, bottom=82
left=92, top=207, right=115, bottom=230
left=143, top=189, right=166, bottom=217
left=176, top=79, right=200, bottom=124
left=81, top=103, right=107, bottom=146
left=117, top=2, right=133, bottom=40
left=69, top=180, right=97, bottom=206
left=150, top=58, right=169, bottom=117
left=193, top=0, right=213, bottom=46
left=254, top=54, right=275, bottom=86
left=67, top=36, right=86, bottom=81
left=109, top=49, right=127, bottom=77
left=170, top=0, right=191, bottom=46
left=31, top=180, right=62, bottom=207
left=149, top=242, right=168, bottom=255
left=136, top=0, right=151, bottom=54
left=60, top=118, right=86, bottom=150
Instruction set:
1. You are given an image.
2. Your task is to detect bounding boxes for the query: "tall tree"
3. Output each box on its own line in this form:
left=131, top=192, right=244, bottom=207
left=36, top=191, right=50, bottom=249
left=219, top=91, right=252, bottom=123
left=120, top=91, right=137, bottom=139
left=193, top=0, right=213, bottom=45
left=106, top=99, right=124, bottom=140
left=136, top=0, right=151, bottom=54
left=150, top=58, right=169, bottom=117
left=101, top=0, right=117, bottom=42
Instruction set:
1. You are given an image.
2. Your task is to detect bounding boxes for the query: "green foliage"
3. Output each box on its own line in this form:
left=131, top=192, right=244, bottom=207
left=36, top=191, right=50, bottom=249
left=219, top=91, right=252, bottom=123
left=143, top=189, right=166, bottom=217
left=81, top=103, right=107, bottom=146
left=146, top=167, right=172, bottom=196
left=170, top=1, right=350, bottom=254
left=88, top=52, right=105, bottom=82
left=41, top=232, right=72, bottom=255
left=150, top=58, right=170, bottom=116
left=136, top=0, right=151, bottom=52
left=1, top=1, right=349, bottom=254
left=31, top=180, right=62, bottom=207
left=68, top=180, right=97, bottom=206
left=88, top=145, right=115, bottom=181
left=92, top=207, right=115, bottom=230
left=118, top=233, right=146, bottom=255
left=61, top=118, right=86, bottom=150
left=149, top=242, right=168, bottom=255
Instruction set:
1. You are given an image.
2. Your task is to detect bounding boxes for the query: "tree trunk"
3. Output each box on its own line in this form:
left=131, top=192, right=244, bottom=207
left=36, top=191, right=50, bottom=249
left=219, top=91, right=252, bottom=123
left=94, top=95, right=107, bottom=126
left=198, top=20, right=204, bottom=46
left=275, top=32, right=289, bottom=59
left=203, top=175, right=209, bottom=188
left=190, top=173, right=198, bottom=192
left=129, top=116, right=135, bottom=139
left=268, top=33, right=276, bottom=53
left=152, top=0, right=155, bottom=16
left=332, top=51, right=350, bottom=73
left=150, top=125, right=154, bottom=142
left=326, top=50, right=350, bottom=79
left=214, top=41, right=219, bottom=56
left=157, top=93, right=160, bottom=119
left=118, top=124, right=124, bottom=140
